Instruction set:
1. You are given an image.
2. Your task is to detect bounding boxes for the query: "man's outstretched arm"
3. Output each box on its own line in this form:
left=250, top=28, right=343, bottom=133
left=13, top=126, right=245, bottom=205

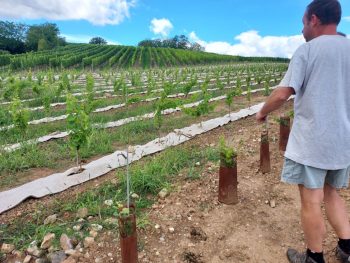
left=256, top=87, right=295, bottom=123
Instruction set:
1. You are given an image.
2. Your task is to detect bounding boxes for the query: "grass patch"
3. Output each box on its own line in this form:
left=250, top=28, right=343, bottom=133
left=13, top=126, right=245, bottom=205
left=0, top=144, right=219, bottom=251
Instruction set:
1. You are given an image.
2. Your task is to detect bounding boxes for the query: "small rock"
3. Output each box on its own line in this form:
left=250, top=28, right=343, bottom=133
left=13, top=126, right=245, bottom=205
left=195, top=162, right=200, bottom=166
left=62, top=256, right=76, bottom=263
left=158, top=188, right=168, bottom=199
left=90, top=224, right=103, bottom=232
left=12, top=250, right=23, bottom=258
left=155, top=251, right=160, bottom=256
left=76, top=208, right=88, bottom=218
left=65, top=249, right=80, bottom=258
left=155, top=224, right=160, bottom=230
left=105, top=218, right=118, bottom=225
left=89, top=230, right=98, bottom=238
left=270, top=200, right=276, bottom=208
left=107, top=253, right=113, bottom=257
left=48, top=251, right=67, bottom=263
left=168, top=227, right=175, bottom=233
left=73, top=225, right=82, bottom=231
left=27, top=245, right=43, bottom=257
left=104, top=200, right=113, bottom=206
left=41, top=233, right=56, bottom=249
left=95, top=258, right=103, bottom=263
left=131, top=193, right=139, bottom=199
left=44, top=214, right=57, bottom=225
left=83, top=237, right=95, bottom=248
left=60, top=234, right=73, bottom=251
left=23, top=255, right=32, bottom=263
left=1, top=243, right=15, bottom=253
left=35, top=258, right=50, bottom=263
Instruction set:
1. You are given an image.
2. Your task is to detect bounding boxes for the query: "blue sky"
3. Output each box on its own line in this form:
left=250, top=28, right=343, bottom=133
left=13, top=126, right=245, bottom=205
left=1, top=0, right=349, bottom=58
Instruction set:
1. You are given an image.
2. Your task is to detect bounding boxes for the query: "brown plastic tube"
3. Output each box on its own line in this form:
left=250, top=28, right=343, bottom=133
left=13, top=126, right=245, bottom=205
left=260, top=130, right=271, bottom=173
left=279, top=116, right=290, bottom=151
left=119, top=204, right=138, bottom=263
left=218, top=157, right=238, bottom=205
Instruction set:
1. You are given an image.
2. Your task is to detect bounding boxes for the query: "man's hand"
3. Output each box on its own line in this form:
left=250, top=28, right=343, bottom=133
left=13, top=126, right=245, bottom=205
left=255, top=87, right=294, bottom=124
left=256, top=111, right=267, bottom=123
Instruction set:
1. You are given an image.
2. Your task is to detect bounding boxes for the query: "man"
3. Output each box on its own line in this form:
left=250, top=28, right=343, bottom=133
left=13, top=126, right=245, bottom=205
left=256, top=1, right=350, bottom=262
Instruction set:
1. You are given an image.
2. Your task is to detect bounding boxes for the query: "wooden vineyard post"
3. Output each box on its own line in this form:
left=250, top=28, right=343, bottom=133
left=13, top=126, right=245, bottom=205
left=260, top=130, right=271, bottom=173
left=218, top=155, right=238, bottom=205
left=279, top=116, right=290, bottom=151
left=118, top=204, right=138, bottom=263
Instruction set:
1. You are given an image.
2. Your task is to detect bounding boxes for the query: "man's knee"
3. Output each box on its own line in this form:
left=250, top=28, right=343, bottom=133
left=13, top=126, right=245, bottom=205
left=298, top=184, right=324, bottom=207
left=324, top=183, right=339, bottom=203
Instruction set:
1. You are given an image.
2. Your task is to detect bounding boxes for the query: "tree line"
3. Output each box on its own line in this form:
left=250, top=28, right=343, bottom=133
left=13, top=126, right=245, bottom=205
left=138, top=35, right=204, bottom=51
left=0, top=21, right=66, bottom=54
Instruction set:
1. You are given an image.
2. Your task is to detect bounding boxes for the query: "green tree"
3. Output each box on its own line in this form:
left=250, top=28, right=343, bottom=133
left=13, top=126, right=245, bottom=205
left=26, top=23, right=64, bottom=51
left=0, top=21, right=28, bottom=53
left=37, top=38, right=50, bottom=51
left=89, top=37, right=107, bottom=45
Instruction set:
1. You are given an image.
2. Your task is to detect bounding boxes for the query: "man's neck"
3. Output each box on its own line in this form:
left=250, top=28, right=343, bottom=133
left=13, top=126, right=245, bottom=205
left=314, top=24, right=338, bottom=38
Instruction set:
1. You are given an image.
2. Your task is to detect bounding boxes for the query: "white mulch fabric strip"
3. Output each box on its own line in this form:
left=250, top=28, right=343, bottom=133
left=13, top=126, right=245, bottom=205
left=0, top=102, right=264, bottom=214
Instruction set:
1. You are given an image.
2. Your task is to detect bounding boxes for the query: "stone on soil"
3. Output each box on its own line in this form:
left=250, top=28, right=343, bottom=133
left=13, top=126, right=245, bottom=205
left=1, top=243, right=15, bottom=253
left=158, top=188, right=168, bottom=199
left=48, top=251, right=67, bottom=263
left=41, top=233, right=56, bottom=249
left=62, top=256, right=77, bottom=263
left=60, top=234, right=73, bottom=251
left=83, top=237, right=95, bottom=248
left=23, top=255, right=32, bottom=263
left=27, top=244, right=43, bottom=257
left=44, top=214, right=57, bottom=225
left=76, top=208, right=88, bottom=218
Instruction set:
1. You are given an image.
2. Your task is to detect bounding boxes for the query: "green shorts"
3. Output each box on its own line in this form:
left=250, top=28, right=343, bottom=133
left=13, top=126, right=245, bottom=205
left=281, top=158, right=350, bottom=189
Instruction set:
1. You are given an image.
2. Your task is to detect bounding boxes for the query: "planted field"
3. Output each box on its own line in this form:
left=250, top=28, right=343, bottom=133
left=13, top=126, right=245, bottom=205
left=7, top=62, right=346, bottom=263
left=0, top=44, right=288, bottom=71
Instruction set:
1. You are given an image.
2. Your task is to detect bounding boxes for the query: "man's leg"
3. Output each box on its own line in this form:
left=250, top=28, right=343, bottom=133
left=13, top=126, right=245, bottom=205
left=324, top=183, right=350, bottom=262
left=323, top=183, right=350, bottom=238
left=287, top=185, right=325, bottom=263
left=298, top=185, right=326, bottom=252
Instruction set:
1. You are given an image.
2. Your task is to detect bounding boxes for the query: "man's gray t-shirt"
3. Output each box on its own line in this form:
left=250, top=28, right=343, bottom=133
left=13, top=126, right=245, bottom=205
left=280, top=35, right=350, bottom=170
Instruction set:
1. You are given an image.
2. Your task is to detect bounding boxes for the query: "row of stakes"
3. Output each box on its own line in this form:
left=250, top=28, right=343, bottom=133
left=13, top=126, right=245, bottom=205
left=117, top=115, right=291, bottom=263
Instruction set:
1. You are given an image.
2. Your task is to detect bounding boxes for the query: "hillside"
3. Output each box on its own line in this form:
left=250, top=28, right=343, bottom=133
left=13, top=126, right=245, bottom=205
left=0, top=44, right=289, bottom=71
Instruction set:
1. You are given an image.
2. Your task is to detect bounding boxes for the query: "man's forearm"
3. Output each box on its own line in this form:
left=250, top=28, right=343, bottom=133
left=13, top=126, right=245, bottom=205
left=260, top=87, right=293, bottom=116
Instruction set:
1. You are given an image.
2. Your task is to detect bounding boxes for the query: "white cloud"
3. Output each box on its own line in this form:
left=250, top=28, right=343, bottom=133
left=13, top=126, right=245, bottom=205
left=0, top=0, right=136, bottom=25
left=61, top=34, right=120, bottom=45
left=150, top=18, right=173, bottom=38
left=189, top=31, right=305, bottom=58
left=343, top=16, right=350, bottom=22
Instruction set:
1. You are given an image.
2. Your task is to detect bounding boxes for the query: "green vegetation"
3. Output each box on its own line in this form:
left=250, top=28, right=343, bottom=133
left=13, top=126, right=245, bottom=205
left=219, top=136, right=237, bottom=168
left=66, top=93, right=92, bottom=169
left=0, top=43, right=289, bottom=71
left=0, top=145, right=219, bottom=250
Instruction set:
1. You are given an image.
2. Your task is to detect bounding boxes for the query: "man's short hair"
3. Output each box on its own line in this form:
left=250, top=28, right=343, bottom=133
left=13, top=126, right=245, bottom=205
left=306, top=0, right=342, bottom=25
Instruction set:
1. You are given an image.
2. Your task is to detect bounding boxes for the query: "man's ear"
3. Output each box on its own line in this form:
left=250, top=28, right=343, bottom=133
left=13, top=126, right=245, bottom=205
left=310, top=14, right=320, bottom=26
